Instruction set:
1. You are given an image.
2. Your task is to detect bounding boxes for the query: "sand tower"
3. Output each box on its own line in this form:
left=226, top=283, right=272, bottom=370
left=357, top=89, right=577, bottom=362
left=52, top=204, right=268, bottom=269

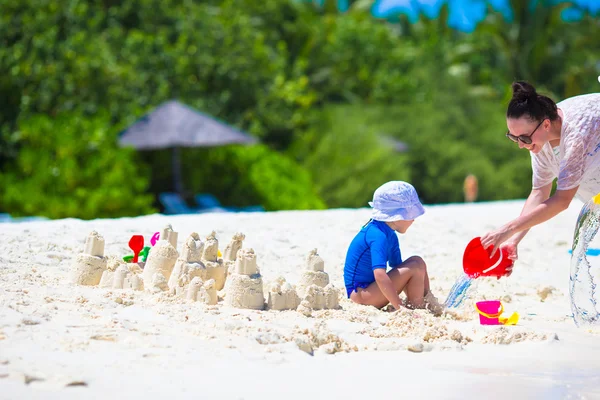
left=143, top=225, right=179, bottom=291
left=99, top=257, right=144, bottom=290
left=202, top=231, right=226, bottom=291
left=168, top=233, right=207, bottom=294
left=71, top=231, right=107, bottom=286
left=186, top=277, right=217, bottom=305
left=224, top=248, right=265, bottom=310
left=297, top=284, right=339, bottom=315
left=296, top=249, right=330, bottom=298
left=223, top=232, right=245, bottom=276
left=266, top=276, right=300, bottom=311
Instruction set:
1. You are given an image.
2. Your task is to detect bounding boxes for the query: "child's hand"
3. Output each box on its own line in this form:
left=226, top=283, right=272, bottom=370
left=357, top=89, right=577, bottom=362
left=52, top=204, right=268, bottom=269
left=386, top=301, right=403, bottom=312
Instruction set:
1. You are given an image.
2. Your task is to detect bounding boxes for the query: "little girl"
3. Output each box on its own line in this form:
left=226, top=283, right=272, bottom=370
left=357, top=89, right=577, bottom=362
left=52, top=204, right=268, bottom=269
left=344, top=181, right=444, bottom=315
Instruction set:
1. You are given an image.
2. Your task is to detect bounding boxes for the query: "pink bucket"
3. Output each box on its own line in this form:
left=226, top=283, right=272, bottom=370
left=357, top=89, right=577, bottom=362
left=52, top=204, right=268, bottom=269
left=475, top=300, right=503, bottom=325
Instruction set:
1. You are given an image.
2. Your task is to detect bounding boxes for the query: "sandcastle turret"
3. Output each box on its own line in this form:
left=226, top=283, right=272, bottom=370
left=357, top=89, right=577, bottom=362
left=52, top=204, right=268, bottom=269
left=267, top=277, right=300, bottom=311
left=224, top=233, right=245, bottom=262
left=186, top=277, right=217, bottom=305
left=223, top=232, right=245, bottom=276
left=202, top=231, right=226, bottom=291
left=143, top=226, right=179, bottom=291
left=168, top=233, right=206, bottom=293
left=71, top=231, right=107, bottom=286
left=161, top=224, right=178, bottom=249
left=296, top=249, right=330, bottom=298
left=99, top=257, right=144, bottom=291
left=224, top=248, right=265, bottom=310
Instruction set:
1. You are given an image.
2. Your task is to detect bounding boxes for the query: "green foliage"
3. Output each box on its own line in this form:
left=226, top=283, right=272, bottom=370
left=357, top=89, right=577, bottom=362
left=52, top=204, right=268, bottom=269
left=0, top=112, right=155, bottom=219
left=177, top=145, right=326, bottom=211
left=0, top=0, right=598, bottom=218
left=296, top=105, right=410, bottom=208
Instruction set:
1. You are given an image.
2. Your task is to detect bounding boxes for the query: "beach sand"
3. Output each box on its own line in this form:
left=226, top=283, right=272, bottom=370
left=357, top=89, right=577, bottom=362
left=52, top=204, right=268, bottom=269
left=1, top=200, right=599, bottom=399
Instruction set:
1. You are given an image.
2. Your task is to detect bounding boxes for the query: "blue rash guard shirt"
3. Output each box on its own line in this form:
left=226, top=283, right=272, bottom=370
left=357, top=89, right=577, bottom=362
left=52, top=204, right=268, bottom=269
left=344, top=219, right=402, bottom=298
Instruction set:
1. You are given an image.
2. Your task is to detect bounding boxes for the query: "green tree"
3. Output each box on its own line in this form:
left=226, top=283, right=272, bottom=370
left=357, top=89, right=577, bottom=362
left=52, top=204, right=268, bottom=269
left=0, top=112, right=155, bottom=219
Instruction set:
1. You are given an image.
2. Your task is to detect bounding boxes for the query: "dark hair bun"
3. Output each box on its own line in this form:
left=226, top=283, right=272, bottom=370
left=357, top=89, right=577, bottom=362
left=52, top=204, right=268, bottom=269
left=506, top=80, right=558, bottom=121
left=511, top=81, right=537, bottom=102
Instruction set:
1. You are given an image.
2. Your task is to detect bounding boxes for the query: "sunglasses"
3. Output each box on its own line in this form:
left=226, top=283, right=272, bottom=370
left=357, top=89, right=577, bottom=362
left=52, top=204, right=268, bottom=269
left=506, top=119, right=545, bottom=145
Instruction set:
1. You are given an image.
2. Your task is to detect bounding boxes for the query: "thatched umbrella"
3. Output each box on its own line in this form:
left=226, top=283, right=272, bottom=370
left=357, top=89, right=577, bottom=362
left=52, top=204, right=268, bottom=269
left=118, top=100, right=258, bottom=193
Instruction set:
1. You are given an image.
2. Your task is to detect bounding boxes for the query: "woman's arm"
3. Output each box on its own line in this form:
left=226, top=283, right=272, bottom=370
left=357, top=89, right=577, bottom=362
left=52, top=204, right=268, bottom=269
left=481, top=185, right=579, bottom=256
left=503, top=182, right=554, bottom=247
left=373, top=268, right=403, bottom=310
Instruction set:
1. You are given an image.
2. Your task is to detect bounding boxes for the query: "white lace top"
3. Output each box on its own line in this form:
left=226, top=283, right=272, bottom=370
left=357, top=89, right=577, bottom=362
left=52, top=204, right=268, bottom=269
left=531, top=93, right=600, bottom=202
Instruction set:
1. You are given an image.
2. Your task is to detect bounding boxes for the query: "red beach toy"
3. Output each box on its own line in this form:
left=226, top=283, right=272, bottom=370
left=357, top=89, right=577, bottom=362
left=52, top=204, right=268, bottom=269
left=463, top=237, right=513, bottom=279
left=128, top=235, right=145, bottom=263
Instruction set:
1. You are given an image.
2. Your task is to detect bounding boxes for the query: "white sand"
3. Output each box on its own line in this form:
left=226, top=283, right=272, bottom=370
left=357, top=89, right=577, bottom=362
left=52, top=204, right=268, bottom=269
left=1, top=200, right=600, bottom=399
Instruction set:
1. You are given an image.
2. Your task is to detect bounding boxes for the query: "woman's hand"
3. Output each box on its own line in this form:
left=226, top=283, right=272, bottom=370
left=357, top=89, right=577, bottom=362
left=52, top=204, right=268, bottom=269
left=495, top=242, right=517, bottom=279
left=501, top=242, right=519, bottom=262
left=480, top=225, right=515, bottom=257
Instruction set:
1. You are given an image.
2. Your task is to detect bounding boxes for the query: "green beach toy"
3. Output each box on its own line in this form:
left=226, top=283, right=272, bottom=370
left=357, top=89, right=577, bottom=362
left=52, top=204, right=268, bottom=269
left=123, top=246, right=151, bottom=263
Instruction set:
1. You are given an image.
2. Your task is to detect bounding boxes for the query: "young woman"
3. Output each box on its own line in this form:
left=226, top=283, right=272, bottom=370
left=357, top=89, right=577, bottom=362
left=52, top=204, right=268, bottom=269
left=481, top=81, right=600, bottom=260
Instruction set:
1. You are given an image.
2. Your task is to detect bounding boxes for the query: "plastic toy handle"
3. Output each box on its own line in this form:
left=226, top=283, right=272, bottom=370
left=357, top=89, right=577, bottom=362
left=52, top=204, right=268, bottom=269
left=482, top=250, right=503, bottom=274
left=150, top=232, right=160, bottom=247
left=475, top=303, right=504, bottom=319
left=129, top=235, right=144, bottom=263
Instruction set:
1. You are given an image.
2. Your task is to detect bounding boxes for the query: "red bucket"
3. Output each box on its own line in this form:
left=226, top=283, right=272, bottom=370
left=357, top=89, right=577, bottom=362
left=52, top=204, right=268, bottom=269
left=463, top=237, right=513, bottom=279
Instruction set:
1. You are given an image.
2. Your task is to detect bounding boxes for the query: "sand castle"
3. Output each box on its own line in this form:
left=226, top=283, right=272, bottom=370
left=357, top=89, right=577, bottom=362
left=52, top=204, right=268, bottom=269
left=143, top=225, right=179, bottom=291
left=267, top=277, right=300, bottom=311
left=202, top=231, right=226, bottom=291
left=160, top=224, right=178, bottom=249
left=224, top=248, right=265, bottom=310
left=71, top=231, right=107, bottom=286
left=295, top=249, right=339, bottom=313
left=297, top=284, right=339, bottom=315
left=168, top=233, right=206, bottom=294
left=186, top=277, right=217, bottom=305
left=99, top=257, right=144, bottom=291
left=223, top=232, right=245, bottom=262
left=296, top=249, right=330, bottom=298
left=223, top=232, right=245, bottom=276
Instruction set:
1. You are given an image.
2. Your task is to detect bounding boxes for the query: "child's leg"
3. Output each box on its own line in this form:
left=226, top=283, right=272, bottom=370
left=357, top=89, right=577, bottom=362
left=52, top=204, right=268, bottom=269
left=350, top=256, right=426, bottom=309
left=417, top=259, right=445, bottom=315
left=395, top=256, right=427, bottom=308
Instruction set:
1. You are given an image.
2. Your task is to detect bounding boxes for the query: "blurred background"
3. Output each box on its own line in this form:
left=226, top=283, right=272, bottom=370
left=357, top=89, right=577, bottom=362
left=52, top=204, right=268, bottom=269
left=0, top=0, right=599, bottom=220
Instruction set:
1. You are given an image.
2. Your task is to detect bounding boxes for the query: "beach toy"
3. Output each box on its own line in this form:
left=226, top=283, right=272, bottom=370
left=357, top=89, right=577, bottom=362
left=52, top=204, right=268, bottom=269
left=129, top=235, right=145, bottom=263
left=475, top=300, right=519, bottom=325
left=150, top=232, right=160, bottom=246
left=568, top=248, right=600, bottom=256
left=463, top=237, right=513, bottom=279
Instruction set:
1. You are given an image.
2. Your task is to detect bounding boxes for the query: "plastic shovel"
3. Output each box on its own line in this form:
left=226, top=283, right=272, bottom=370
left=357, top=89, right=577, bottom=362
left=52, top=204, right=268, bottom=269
left=129, top=235, right=145, bottom=263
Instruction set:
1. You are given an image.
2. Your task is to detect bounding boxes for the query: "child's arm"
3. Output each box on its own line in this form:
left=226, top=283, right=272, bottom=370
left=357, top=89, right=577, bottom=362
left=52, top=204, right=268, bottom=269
left=373, top=268, right=403, bottom=310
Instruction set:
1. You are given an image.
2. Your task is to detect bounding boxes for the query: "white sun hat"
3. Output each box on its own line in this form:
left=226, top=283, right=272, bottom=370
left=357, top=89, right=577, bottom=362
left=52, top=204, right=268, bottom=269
left=368, top=181, right=425, bottom=222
